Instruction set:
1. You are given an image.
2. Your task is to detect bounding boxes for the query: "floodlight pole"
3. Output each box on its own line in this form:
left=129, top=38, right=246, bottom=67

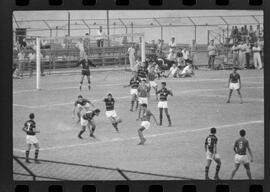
left=106, top=10, right=110, bottom=47
left=68, top=12, right=71, bottom=36
left=153, top=17, right=163, bottom=41
left=188, top=17, right=197, bottom=43
left=119, top=18, right=128, bottom=34
left=36, top=37, right=41, bottom=90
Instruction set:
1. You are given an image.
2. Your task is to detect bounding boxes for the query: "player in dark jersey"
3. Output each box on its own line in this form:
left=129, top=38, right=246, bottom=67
left=103, top=93, right=122, bottom=132
left=76, top=56, right=96, bottom=91
left=156, top=82, right=173, bottom=126
left=137, top=79, right=151, bottom=120
left=22, top=113, right=40, bottom=163
left=78, top=109, right=101, bottom=139
left=204, top=128, right=221, bottom=180
left=226, top=67, right=243, bottom=104
left=137, top=62, right=148, bottom=81
left=137, top=103, right=158, bottom=145
left=123, top=71, right=141, bottom=112
left=230, top=129, right=253, bottom=179
left=73, top=95, right=95, bottom=123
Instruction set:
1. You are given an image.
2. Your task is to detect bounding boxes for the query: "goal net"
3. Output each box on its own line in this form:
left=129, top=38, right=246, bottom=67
left=14, top=33, right=145, bottom=89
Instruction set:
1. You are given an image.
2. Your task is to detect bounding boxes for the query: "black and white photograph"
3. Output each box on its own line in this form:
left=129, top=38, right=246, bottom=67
left=12, top=10, right=264, bottom=180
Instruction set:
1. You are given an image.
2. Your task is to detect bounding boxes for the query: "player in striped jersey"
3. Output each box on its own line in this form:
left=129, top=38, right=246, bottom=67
left=78, top=109, right=101, bottom=139
left=103, top=93, right=122, bottom=132
left=22, top=113, right=40, bottom=163
left=230, top=129, right=253, bottom=180
left=156, top=82, right=173, bottom=126
left=123, top=72, right=141, bottom=112
left=73, top=95, right=95, bottom=123
left=204, top=128, right=221, bottom=180
left=137, top=79, right=151, bottom=120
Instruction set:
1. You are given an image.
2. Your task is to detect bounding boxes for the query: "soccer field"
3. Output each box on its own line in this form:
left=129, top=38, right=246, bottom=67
left=13, top=69, right=264, bottom=180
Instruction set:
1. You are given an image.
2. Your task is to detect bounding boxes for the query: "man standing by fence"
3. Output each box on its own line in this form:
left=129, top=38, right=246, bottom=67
left=207, top=40, right=217, bottom=70
left=231, top=42, right=240, bottom=67
left=252, top=42, right=262, bottom=70
left=128, top=43, right=136, bottom=71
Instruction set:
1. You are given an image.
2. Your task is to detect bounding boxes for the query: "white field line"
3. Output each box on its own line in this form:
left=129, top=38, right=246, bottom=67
left=13, top=86, right=263, bottom=109
left=13, top=120, right=263, bottom=153
left=194, top=94, right=263, bottom=102
left=13, top=76, right=263, bottom=94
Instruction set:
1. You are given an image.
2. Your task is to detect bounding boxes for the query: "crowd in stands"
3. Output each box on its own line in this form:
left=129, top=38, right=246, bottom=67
left=230, top=24, right=263, bottom=44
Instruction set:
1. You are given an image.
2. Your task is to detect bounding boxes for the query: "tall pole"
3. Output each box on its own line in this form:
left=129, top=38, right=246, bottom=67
left=36, top=37, right=41, bottom=90
left=106, top=10, right=110, bottom=46
left=68, top=12, right=70, bottom=36
left=131, top=22, right=134, bottom=42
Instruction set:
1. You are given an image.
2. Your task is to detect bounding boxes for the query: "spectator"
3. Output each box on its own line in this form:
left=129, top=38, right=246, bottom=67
left=28, top=50, right=35, bottom=77
left=244, top=40, right=251, bottom=69
left=207, top=40, right=217, bottom=69
left=239, top=41, right=246, bottom=69
left=17, top=49, right=26, bottom=78
left=169, top=37, right=176, bottom=54
left=179, top=63, right=194, bottom=78
left=75, top=38, right=86, bottom=60
left=182, top=47, right=190, bottom=65
left=128, top=43, right=136, bottom=71
left=97, top=26, right=105, bottom=47
left=231, top=42, right=240, bottom=67
left=243, top=25, right=248, bottom=36
left=252, top=42, right=262, bottom=70
left=84, top=33, right=91, bottom=55
left=167, top=63, right=179, bottom=78
left=156, top=39, right=163, bottom=56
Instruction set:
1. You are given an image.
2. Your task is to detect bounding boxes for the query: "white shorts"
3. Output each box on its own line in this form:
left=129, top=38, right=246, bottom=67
left=77, top=103, right=91, bottom=110
left=158, top=101, right=168, bottom=108
left=149, top=81, right=157, bottom=88
left=80, top=117, right=89, bottom=126
left=26, top=135, right=39, bottom=145
left=138, top=97, right=148, bottom=105
left=106, top=110, right=117, bottom=118
left=141, top=121, right=151, bottom=130
left=235, top=154, right=249, bottom=164
left=80, top=51, right=86, bottom=59
left=229, top=83, right=240, bottom=90
left=130, top=89, right=138, bottom=96
left=206, top=151, right=220, bottom=160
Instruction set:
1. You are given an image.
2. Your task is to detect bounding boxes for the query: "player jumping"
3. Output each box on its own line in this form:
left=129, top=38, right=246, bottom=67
left=204, top=127, right=221, bottom=180
left=76, top=56, right=96, bottom=91
left=137, top=79, right=151, bottom=120
left=148, top=66, right=158, bottom=100
left=22, top=113, right=40, bottom=163
left=123, top=71, right=141, bottom=112
left=230, top=129, right=254, bottom=180
left=226, top=67, right=243, bottom=104
left=103, top=93, right=122, bottom=132
left=137, top=103, right=158, bottom=145
left=73, top=95, right=95, bottom=123
left=156, top=82, right=173, bottom=126
left=78, top=109, right=101, bottom=139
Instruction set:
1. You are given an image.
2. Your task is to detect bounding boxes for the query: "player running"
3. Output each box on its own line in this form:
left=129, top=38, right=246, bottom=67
left=123, top=71, right=141, bottom=112
left=78, top=109, right=101, bottom=139
left=148, top=66, right=158, bottom=100
left=73, top=95, right=95, bottom=123
left=76, top=56, right=96, bottom=91
left=137, top=103, right=158, bottom=145
left=22, top=113, right=40, bottom=163
left=230, top=129, right=254, bottom=180
left=226, top=67, right=243, bottom=104
left=156, top=82, right=173, bottom=126
left=137, top=79, right=151, bottom=120
left=204, top=127, right=221, bottom=180
left=103, top=93, right=122, bottom=132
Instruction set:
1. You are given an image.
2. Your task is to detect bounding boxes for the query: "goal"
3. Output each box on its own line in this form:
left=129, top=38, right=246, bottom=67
left=35, top=33, right=145, bottom=89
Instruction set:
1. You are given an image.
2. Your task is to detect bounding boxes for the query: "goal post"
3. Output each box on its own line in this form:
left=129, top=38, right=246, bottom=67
left=35, top=33, right=145, bottom=89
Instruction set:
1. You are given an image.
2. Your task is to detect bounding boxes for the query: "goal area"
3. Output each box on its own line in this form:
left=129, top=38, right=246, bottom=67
left=33, top=33, right=145, bottom=89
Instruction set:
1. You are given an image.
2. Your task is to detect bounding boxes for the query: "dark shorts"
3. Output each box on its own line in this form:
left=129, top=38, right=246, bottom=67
left=82, top=70, right=90, bottom=76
